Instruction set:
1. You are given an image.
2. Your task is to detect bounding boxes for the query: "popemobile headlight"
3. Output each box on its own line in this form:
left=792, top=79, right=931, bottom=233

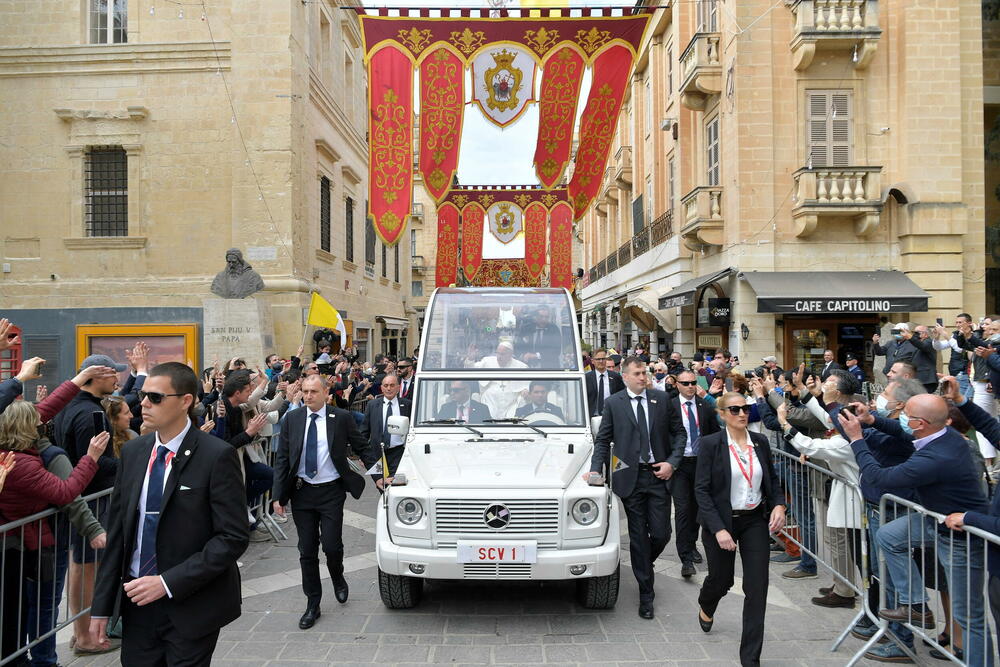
left=396, top=498, right=424, bottom=525
left=571, top=498, right=600, bottom=525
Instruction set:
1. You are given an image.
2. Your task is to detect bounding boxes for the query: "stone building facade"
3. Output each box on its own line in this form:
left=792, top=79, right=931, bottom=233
left=579, top=0, right=991, bottom=377
left=0, top=0, right=410, bottom=384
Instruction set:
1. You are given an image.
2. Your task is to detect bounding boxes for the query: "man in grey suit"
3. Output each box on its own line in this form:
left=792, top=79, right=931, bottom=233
left=588, top=356, right=687, bottom=620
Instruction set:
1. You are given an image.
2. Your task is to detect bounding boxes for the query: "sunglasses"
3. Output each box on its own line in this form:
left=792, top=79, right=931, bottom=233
left=725, top=405, right=752, bottom=415
left=677, top=380, right=697, bottom=386
left=138, top=390, right=185, bottom=405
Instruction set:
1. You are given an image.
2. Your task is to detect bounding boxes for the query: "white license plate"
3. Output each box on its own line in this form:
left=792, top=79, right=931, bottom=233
left=456, top=542, right=537, bottom=564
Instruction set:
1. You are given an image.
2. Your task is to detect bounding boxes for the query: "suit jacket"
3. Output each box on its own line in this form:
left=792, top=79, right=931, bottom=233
left=819, top=361, right=843, bottom=381
left=517, top=323, right=563, bottom=367
left=873, top=338, right=918, bottom=377
left=435, top=399, right=492, bottom=422
left=584, top=370, right=625, bottom=417
left=674, top=394, right=721, bottom=450
left=589, top=388, right=687, bottom=497
left=514, top=402, right=565, bottom=420
left=694, top=430, right=784, bottom=534
left=272, top=405, right=379, bottom=503
left=360, top=395, right=412, bottom=450
left=91, top=427, right=249, bottom=638
left=398, top=376, right=416, bottom=400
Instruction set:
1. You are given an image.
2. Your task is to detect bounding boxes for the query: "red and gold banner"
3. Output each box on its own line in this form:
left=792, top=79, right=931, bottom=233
left=461, top=205, right=485, bottom=281
left=419, top=48, right=464, bottom=201
left=368, top=45, right=414, bottom=246
left=523, top=202, right=547, bottom=278
left=567, top=44, right=633, bottom=220
left=468, top=260, right=541, bottom=287
left=534, top=47, right=584, bottom=189
left=435, top=202, right=460, bottom=287
left=549, top=201, right=574, bottom=289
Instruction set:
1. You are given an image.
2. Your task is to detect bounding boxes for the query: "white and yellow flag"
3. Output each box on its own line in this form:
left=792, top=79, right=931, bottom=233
left=306, top=292, right=347, bottom=348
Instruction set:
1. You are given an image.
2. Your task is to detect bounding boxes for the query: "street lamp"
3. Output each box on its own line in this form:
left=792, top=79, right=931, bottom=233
left=740, top=323, right=750, bottom=342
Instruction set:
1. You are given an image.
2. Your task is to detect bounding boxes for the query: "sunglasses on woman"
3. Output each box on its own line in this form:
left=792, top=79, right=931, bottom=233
left=725, top=405, right=752, bottom=415
left=138, top=390, right=185, bottom=405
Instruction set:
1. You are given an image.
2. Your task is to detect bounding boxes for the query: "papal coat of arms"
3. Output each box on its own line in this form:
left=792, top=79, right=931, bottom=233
left=472, top=45, right=535, bottom=128
left=484, top=50, right=522, bottom=112
left=487, top=201, right=523, bottom=244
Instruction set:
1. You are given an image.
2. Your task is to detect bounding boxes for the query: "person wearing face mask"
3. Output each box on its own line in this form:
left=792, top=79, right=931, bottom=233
left=650, top=362, right=671, bottom=393
left=843, top=395, right=994, bottom=666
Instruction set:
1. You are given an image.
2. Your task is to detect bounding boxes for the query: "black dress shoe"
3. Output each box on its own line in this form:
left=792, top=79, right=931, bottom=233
left=333, top=575, right=349, bottom=604
left=298, top=607, right=321, bottom=629
left=698, top=608, right=713, bottom=633
left=681, top=562, right=696, bottom=578
left=638, top=602, right=654, bottom=620
left=691, top=550, right=703, bottom=564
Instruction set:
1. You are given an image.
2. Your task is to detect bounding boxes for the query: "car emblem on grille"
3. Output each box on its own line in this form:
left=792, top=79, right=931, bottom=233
left=483, top=504, right=511, bottom=529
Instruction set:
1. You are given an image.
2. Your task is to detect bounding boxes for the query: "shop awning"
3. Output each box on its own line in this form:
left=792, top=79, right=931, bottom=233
left=657, top=268, right=734, bottom=309
left=624, top=289, right=677, bottom=333
left=740, top=271, right=929, bottom=314
left=376, top=315, right=409, bottom=329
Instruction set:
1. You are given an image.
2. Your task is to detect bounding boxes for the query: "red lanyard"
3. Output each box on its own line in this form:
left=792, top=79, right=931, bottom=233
left=683, top=402, right=699, bottom=427
left=729, top=443, right=754, bottom=486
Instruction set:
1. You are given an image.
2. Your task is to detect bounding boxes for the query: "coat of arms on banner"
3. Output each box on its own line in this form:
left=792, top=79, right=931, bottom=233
left=488, top=202, right=523, bottom=244
left=472, top=46, right=536, bottom=127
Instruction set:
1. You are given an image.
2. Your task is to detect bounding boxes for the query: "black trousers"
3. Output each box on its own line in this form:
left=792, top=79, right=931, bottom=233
left=671, top=457, right=700, bottom=562
left=290, top=478, right=347, bottom=607
left=698, top=508, right=770, bottom=667
left=120, top=595, right=220, bottom=667
left=620, top=467, right=671, bottom=602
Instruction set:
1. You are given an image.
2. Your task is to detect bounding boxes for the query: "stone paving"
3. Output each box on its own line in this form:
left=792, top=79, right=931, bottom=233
left=62, top=486, right=902, bottom=666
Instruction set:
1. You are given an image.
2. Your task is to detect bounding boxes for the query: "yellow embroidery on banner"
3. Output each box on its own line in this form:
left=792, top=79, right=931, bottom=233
left=397, top=28, right=432, bottom=56
left=477, top=194, right=495, bottom=207
left=513, top=193, right=532, bottom=209
left=523, top=27, right=560, bottom=55
left=450, top=28, right=486, bottom=55
left=576, top=27, right=611, bottom=55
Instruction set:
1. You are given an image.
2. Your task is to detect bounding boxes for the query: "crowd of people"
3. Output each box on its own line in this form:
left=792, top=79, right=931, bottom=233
left=2, top=310, right=1000, bottom=666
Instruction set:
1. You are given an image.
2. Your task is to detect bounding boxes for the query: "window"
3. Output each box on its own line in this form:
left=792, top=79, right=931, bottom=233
left=644, top=78, right=652, bottom=137
left=667, top=47, right=673, bottom=96
left=645, top=175, right=653, bottom=228
left=85, top=146, right=128, bottom=237
left=410, top=229, right=418, bottom=257
left=344, top=54, right=355, bottom=119
left=698, top=0, right=718, bottom=32
left=365, top=217, right=376, bottom=269
left=394, top=244, right=400, bottom=282
left=381, top=243, right=388, bottom=278
left=319, top=176, right=331, bottom=252
left=0, top=325, right=21, bottom=381
left=345, top=196, right=355, bottom=262
left=89, top=0, right=127, bottom=44
left=668, top=156, right=676, bottom=214
left=706, top=116, right=720, bottom=186
left=807, top=90, right=852, bottom=167
left=412, top=280, right=423, bottom=297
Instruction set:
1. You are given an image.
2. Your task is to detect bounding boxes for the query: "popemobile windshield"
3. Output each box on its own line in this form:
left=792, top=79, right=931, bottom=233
left=374, top=287, right=621, bottom=609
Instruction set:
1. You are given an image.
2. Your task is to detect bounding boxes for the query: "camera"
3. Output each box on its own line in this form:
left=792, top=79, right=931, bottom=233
left=890, top=328, right=901, bottom=336
left=743, top=366, right=766, bottom=380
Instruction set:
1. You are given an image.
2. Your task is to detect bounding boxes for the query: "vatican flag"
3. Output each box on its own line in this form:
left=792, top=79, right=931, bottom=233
left=306, top=292, right=347, bottom=348
left=611, top=455, right=629, bottom=474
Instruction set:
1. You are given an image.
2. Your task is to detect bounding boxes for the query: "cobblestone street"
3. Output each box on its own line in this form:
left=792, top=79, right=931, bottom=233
left=61, top=484, right=890, bottom=666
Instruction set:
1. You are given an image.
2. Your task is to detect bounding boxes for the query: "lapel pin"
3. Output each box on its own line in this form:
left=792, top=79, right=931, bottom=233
left=650, top=399, right=657, bottom=404
left=184, top=450, right=191, bottom=456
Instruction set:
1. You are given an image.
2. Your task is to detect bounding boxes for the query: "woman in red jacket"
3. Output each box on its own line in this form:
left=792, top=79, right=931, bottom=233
left=0, top=400, right=109, bottom=666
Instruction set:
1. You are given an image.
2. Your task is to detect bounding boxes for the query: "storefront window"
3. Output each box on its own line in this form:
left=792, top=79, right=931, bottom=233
left=790, top=327, right=829, bottom=373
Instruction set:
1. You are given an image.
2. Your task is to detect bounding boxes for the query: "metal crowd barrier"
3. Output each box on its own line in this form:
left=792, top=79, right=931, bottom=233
left=856, top=493, right=1000, bottom=667
left=1, top=488, right=112, bottom=666
left=771, top=447, right=873, bottom=661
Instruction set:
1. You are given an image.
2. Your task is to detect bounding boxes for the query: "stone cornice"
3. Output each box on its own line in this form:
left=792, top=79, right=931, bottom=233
left=0, top=42, right=231, bottom=78
left=308, top=66, right=367, bottom=160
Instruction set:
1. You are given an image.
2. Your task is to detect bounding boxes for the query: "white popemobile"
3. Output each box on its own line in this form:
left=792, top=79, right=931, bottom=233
left=375, top=287, right=621, bottom=609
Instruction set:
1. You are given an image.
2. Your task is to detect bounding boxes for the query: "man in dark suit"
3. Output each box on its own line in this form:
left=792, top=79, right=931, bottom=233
left=818, top=349, right=842, bottom=381
left=360, top=374, right=411, bottom=475
left=396, top=357, right=416, bottom=400
left=514, top=381, right=565, bottom=421
left=435, top=380, right=492, bottom=422
left=585, top=347, right=625, bottom=418
left=588, top=356, right=687, bottom=619
left=671, top=370, right=721, bottom=577
left=89, top=362, right=249, bottom=665
left=517, top=305, right=563, bottom=368
left=271, top=374, right=380, bottom=630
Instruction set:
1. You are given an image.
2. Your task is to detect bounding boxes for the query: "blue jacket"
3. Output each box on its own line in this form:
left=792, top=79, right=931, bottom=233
left=851, top=427, right=988, bottom=517
left=848, top=365, right=865, bottom=383
left=0, top=377, right=23, bottom=416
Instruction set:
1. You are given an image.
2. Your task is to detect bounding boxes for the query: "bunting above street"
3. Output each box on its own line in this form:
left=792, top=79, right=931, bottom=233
left=357, top=7, right=652, bottom=246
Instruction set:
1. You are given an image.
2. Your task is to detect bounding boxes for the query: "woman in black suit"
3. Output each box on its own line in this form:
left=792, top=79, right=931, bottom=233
left=694, top=392, right=786, bottom=667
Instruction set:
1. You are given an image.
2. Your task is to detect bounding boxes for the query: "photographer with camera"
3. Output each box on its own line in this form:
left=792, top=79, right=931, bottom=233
left=872, top=323, right=919, bottom=384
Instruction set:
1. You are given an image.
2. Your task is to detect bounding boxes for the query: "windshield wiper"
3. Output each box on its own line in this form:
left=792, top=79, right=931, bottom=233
left=482, top=418, right=547, bottom=438
left=419, top=419, right=483, bottom=437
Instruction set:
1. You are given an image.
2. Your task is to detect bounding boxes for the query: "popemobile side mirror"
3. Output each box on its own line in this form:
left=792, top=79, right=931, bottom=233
left=590, top=416, right=602, bottom=434
left=387, top=415, right=410, bottom=437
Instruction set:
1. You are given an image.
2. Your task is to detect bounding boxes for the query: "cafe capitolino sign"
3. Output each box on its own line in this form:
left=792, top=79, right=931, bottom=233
left=757, top=297, right=927, bottom=314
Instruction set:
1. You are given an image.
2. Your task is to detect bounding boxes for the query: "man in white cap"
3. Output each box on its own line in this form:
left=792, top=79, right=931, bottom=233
left=762, top=355, right=781, bottom=376
left=475, top=341, right=529, bottom=418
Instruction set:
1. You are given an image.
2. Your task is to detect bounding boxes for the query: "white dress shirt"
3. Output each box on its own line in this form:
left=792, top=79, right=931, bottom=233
left=726, top=428, right=763, bottom=510
left=595, top=372, right=612, bottom=400
left=297, top=405, right=340, bottom=483
left=453, top=401, right=472, bottom=421
left=381, top=396, right=404, bottom=448
left=912, top=427, right=947, bottom=452
left=679, top=397, right=700, bottom=456
left=625, top=388, right=653, bottom=461
left=130, top=419, right=192, bottom=594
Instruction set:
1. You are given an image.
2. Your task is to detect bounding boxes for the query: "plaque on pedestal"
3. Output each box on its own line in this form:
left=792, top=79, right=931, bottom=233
left=202, top=296, right=275, bottom=368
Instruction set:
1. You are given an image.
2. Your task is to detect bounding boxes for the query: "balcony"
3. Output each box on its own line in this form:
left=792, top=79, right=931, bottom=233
left=411, top=202, right=424, bottom=221
left=678, top=32, right=722, bottom=111
left=585, top=212, right=675, bottom=285
left=602, top=166, right=620, bottom=203
left=411, top=255, right=426, bottom=273
left=791, top=166, right=882, bottom=237
left=679, top=186, right=724, bottom=251
left=614, top=146, right=632, bottom=185
left=789, top=0, right=881, bottom=71
left=617, top=242, right=632, bottom=268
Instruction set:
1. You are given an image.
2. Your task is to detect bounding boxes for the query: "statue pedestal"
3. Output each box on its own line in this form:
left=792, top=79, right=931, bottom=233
left=202, top=296, right=275, bottom=368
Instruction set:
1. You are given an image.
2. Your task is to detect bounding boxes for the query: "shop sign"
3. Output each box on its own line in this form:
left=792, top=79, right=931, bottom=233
left=658, top=293, right=694, bottom=309
left=756, top=297, right=928, bottom=313
left=708, top=298, right=731, bottom=326
left=697, top=334, right=723, bottom=349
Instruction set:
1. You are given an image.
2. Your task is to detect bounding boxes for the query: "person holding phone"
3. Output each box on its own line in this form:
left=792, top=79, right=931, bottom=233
left=694, top=392, right=785, bottom=666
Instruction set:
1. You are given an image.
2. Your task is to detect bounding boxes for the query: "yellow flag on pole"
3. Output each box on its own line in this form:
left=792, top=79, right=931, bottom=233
left=306, top=292, right=347, bottom=347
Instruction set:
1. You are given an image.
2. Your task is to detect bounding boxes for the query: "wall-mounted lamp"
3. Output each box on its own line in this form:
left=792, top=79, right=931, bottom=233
left=740, top=323, right=750, bottom=342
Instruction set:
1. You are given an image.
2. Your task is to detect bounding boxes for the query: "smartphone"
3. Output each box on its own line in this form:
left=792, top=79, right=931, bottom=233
left=91, top=411, right=108, bottom=437
left=724, top=377, right=734, bottom=392
left=839, top=405, right=856, bottom=418
left=890, top=328, right=901, bottom=335
left=936, top=318, right=944, bottom=327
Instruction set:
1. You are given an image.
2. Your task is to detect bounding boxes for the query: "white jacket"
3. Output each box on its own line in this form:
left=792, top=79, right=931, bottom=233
left=788, top=429, right=864, bottom=529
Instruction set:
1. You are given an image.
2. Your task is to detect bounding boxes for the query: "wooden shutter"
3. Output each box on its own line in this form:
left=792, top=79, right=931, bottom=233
left=807, top=90, right=852, bottom=167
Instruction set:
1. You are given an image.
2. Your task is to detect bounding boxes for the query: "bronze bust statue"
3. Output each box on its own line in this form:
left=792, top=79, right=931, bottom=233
left=211, top=248, right=265, bottom=299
